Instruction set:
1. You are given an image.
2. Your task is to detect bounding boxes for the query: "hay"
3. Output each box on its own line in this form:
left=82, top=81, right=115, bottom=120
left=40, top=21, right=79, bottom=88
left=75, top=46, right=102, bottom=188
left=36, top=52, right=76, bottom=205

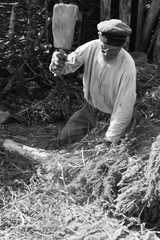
left=115, top=134, right=160, bottom=228
left=111, top=63, right=160, bottom=226
left=57, top=63, right=160, bottom=227
left=1, top=63, right=160, bottom=238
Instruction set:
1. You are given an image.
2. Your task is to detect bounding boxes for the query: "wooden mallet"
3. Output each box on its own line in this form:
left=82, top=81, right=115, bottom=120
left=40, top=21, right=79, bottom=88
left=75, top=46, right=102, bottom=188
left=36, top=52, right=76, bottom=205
left=52, top=3, right=79, bottom=53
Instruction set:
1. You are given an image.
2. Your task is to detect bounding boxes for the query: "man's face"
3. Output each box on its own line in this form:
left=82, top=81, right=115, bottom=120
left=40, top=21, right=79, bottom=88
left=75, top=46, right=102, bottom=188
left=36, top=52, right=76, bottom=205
left=100, top=42, right=122, bottom=61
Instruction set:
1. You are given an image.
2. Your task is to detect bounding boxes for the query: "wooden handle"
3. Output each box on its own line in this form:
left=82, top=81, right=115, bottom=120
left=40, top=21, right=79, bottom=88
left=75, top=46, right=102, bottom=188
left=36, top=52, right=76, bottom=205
left=53, top=49, right=66, bottom=77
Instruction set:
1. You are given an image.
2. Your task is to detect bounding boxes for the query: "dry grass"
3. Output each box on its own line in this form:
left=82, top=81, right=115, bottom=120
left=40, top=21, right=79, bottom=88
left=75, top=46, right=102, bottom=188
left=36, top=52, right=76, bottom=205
left=1, top=63, right=160, bottom=239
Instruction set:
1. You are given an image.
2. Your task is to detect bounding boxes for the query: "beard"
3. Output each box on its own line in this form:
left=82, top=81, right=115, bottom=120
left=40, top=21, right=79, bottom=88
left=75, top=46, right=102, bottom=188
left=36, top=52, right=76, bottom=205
left=97, top=50, right=117, bottom=66
left=102, top=50, right=119, bottom=61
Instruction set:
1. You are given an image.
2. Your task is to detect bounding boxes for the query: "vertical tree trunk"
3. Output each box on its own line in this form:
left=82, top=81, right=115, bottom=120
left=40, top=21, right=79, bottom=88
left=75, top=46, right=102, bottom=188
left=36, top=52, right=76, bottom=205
left=135, top=0, right=145, bottom=51
left=77, top=11, right=83, bottom=46
left=140, top=0, right=160, bottom=52
left=119, top=0, right=132, bottom=26
left=9, top=5, right=16, bottom=43
left=45, top=0, right=48, bottom=44
left=25, top=0, right=39, bottom=56
left=100, top=0, right=111, bottom=21
left=119, top=0, right=132, bottom=51
left=19, top=0, right=39, bottom=84
left=153, top=19, right=160, bottom=66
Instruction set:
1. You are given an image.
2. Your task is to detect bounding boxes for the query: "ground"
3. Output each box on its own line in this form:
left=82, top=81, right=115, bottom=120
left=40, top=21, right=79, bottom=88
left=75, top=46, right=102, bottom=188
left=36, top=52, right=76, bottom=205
left=0, top=119, right=160, bottom=240
left=1, top=64, right=160, bottom=239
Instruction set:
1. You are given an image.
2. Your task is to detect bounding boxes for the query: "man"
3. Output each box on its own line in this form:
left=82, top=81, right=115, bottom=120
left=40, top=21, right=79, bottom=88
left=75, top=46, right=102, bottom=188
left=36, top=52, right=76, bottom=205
left=49, top=19, right=136, bottom=146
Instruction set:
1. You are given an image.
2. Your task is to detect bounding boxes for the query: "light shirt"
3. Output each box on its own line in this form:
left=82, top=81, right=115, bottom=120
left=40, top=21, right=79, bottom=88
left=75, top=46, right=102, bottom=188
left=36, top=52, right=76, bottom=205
left=62, top=39, right=136, bottom=142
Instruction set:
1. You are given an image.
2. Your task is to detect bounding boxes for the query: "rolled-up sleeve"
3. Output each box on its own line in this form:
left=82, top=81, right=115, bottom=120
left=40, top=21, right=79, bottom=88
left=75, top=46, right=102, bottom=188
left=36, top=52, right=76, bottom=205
left=62, top=42, right=92, bottom=74
left=105, top=73, right=136, bottom=142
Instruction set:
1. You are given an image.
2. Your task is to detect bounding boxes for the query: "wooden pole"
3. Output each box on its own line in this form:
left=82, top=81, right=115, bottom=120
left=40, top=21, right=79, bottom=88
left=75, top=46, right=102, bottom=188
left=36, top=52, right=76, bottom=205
left=1, top=139, right=54, bottom=162
left=119, top=0, right=132, bottom=26
left=45, top=0, right=48, bottom=44
left=25, top=0, right=39, bottom=54
left=8, top=5, right=16, bottom=43
left=140, top=0, right=160, bottom=52
left=135, top=0, right=145, bottom=51
left=0, top=2, right=18, bottom=6
left=77, top=11, right=83, bottom=46
left=100, top=0, right=111, bottom=21
left=153, top=18, right=160, bottom=65
left=119, top=0, right=132, bottom=51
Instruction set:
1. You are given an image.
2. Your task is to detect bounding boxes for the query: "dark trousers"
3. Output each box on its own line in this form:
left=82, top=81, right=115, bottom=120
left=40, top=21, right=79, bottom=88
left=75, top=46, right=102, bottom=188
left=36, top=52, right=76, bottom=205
left=60, top=102, right=110, bottom=144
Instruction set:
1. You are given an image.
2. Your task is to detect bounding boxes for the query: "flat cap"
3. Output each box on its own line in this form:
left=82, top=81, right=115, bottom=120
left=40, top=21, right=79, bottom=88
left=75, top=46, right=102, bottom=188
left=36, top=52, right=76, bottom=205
left=97, top=19, right=132, bottom=46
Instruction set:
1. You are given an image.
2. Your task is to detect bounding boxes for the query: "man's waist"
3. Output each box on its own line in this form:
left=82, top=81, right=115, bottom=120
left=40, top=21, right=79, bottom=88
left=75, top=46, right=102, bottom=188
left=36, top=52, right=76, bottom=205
left=86, top=97, right=112, bottom=115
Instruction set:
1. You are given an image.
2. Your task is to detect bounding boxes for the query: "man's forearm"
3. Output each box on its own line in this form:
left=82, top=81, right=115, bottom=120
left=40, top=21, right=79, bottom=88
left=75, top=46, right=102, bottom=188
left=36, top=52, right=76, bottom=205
left=105, top=120, right=131, bottom=142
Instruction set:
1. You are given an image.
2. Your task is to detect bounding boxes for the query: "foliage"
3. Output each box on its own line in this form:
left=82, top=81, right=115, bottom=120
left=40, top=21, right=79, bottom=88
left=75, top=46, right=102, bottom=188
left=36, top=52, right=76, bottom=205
left=0, top=0, right=101, bottom=124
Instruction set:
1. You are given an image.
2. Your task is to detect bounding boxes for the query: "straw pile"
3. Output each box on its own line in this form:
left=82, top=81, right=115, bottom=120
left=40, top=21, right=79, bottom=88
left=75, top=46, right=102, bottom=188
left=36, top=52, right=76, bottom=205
left=54, top=63, right=160, bottom=227
left=1, top=63, right=160, bottom=237
left=39, top=64, right=160, bottom=227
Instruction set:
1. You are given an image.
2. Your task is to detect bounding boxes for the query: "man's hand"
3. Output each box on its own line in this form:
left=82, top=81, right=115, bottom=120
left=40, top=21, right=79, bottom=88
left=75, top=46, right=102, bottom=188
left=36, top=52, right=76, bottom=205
left=49, top=50, right=67, bottom=76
